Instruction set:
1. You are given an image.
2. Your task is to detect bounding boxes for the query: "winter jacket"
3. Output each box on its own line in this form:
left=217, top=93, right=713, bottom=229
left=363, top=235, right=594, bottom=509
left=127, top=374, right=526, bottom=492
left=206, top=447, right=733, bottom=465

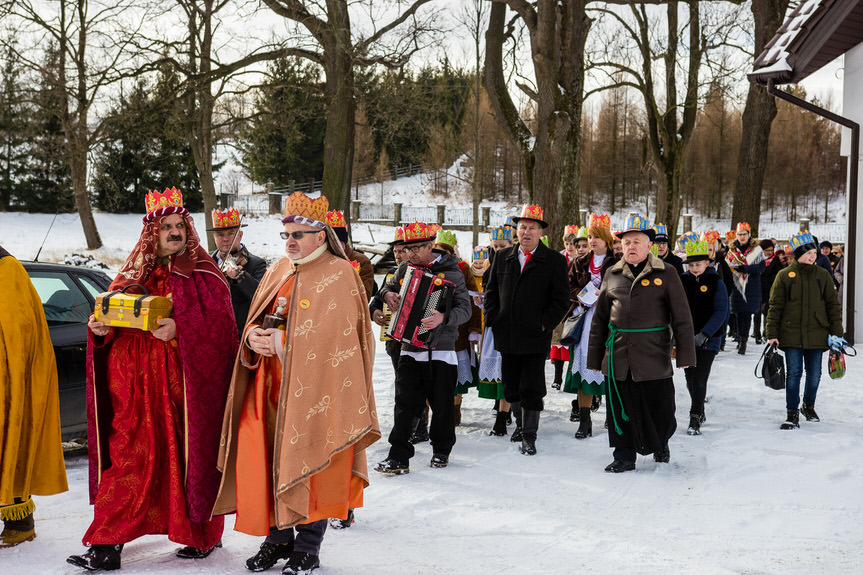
left=210, top=246, right=268, bottom=337
left=454, top=260, right=482, bottom=351
left=378, top=252, right=472, bottom=352
left=760, top=255, right=786, bottom=313
left=569, top=250, right=620, bottom=312
left=484, top=242, right=570, bottom=355
left=711, top=256, right=735, bottom=296
left=765, top=259, right=843, bottom=350
left=345, top=245, right=376, bottom=301
left=680, top=268, right=728, bottom=353
left=726, top=239, right=765, bottom=314
left=660, top=250, right=684, bottom=275
left=587, top=254, right=696, bottom=382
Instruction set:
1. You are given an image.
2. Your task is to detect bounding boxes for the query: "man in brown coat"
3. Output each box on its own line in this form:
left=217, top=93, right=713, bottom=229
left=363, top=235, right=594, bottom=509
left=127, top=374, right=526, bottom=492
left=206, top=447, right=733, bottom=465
left=587, top=214, right=696, bottom=473
left=326, top=209, right=375, bottom=300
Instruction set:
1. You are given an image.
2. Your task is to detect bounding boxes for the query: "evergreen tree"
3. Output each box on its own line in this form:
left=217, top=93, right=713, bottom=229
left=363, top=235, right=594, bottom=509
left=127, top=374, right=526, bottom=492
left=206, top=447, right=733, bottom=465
left=0, top=39, right=30, bottom=211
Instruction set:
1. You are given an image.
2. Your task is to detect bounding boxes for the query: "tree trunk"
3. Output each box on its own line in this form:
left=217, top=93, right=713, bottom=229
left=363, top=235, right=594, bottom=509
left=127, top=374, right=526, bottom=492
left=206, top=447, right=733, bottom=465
left=731, top=0, right=790, bottom=237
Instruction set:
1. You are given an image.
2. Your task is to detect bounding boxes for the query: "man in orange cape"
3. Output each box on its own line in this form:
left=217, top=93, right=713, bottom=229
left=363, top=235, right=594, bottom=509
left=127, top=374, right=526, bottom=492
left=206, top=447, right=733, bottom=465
left=0, top=246, right=68, bottom=547
left=213, top=192, right=380, bottom=575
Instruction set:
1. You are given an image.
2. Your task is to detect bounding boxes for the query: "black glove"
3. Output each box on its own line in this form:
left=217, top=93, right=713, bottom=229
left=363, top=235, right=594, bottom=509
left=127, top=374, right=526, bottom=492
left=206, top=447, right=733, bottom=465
left=694, top=332, right=709, bottom=348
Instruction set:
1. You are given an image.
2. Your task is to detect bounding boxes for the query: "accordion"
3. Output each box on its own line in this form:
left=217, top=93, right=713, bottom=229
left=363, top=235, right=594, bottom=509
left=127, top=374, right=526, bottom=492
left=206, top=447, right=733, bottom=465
left=385, top=265, right=455, bottom=349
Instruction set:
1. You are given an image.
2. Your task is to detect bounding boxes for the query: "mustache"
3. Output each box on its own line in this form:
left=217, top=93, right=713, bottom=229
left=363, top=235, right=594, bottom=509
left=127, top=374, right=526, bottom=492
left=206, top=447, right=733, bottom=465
left=167, top=234, right=183, bottom=242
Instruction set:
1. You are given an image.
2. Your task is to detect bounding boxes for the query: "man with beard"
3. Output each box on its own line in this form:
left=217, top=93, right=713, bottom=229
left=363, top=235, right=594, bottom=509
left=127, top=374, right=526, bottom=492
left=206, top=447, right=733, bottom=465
left=68, top=187, right=238, bottom=571
left=209, top=207, right=268, bottom=337
left=587, top=214, right=695, bottom=472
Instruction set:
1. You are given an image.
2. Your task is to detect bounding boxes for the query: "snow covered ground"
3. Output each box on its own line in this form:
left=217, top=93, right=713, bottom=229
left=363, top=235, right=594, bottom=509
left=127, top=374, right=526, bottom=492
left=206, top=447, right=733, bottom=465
left=2, top=211, right=863, bottom=574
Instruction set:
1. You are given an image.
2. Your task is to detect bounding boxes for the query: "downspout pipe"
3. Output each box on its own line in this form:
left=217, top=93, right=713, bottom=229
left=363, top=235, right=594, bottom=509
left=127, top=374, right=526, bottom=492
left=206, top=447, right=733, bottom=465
left=767, top=80, right=858, bottom=341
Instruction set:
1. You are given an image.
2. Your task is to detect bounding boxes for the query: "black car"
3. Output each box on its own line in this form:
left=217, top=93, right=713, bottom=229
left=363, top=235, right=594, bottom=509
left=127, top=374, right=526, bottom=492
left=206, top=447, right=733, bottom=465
left=23, top=261, right=112, bottom=441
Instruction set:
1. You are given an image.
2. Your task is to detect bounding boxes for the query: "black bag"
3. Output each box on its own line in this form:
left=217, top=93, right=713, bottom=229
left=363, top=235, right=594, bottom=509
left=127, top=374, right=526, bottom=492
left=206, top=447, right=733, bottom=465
left=755, top=343, right=785, bottom=390
left=560, top=309, right=588, bottom=347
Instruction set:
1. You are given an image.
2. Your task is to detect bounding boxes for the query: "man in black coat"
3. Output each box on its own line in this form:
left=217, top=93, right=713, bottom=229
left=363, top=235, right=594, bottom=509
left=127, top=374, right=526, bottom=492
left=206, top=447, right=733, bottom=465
left=483, top=205, right=570, bottom=456
left=208, top=208, right=267, bottom=337
left=652, top=224, right=684, bottom=275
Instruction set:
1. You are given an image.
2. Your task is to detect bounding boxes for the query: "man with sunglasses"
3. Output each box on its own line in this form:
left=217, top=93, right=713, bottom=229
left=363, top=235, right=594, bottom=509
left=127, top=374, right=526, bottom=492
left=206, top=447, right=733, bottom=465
left=213, top=192, right=380, bottom=575
left=375, top=222, right=472, bottom=475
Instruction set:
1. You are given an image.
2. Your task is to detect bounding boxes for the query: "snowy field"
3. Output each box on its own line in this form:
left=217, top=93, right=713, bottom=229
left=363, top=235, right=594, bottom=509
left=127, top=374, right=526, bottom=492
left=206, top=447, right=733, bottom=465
left=2, top=211, right=863, bottom=574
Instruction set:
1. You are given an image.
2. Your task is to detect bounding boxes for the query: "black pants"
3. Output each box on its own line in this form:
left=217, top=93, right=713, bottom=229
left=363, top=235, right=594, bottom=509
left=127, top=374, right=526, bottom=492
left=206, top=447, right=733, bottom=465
left=500, top=352, right=548, bottom=411
left=265, top=520, right=327, bottom=554
left=607, top=374, right=676, bottom=460
left=752, top=310, right=763, bottom=341
left=735, top=311, right=752, bottom=344
left=387, top=355, right=457, bottom=462
left=684, top=349, right=716, bottom=416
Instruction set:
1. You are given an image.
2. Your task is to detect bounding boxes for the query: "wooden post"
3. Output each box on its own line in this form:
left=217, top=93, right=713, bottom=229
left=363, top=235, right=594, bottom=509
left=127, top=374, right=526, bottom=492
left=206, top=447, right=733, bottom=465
left=394, top=203, right=402, bottom=226
left=351, top=200, right=361, bottom=222
left=437, top=205, right=446, bottom=225
left=482, top=206, right=491, bottom=229
left=800, top=218, right=811, bottom=232
left=683, top=213, right=693, bottom=232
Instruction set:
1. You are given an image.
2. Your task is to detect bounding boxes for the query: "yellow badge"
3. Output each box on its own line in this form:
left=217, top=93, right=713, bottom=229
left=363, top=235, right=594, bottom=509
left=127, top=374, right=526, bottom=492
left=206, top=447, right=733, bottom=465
left=299, top=298, right=311, bottom=310
left=433, top=277, right=443, bottom=286
left=788, top=271, right=797, bottom=278
left=437, top=273, right=445, bottom=278
left=654, top=278, right=663, bottom=286
left=700, top=285, right=708, bottom=293
left=640, top=279, right=650, bottom=286
left=399, top=278, right=404, bottom=285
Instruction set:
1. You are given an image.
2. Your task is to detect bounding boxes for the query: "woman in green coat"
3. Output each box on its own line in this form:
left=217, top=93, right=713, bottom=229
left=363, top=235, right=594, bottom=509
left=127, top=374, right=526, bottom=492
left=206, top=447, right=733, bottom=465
left=766, top=232, right=843, bottom=430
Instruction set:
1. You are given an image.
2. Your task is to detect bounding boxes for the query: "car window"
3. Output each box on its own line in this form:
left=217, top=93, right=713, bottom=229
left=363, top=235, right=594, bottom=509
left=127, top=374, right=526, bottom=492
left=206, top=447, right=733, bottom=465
left=77, top=274, right=107, bottom=299
left=28, top=272, right=92, bottom=326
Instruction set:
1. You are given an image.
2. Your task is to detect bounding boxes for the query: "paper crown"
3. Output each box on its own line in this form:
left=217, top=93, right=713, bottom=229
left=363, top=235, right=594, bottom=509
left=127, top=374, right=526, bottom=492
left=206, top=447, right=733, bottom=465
left=540, top=235, right=549, bottom=246
left=435, top=229, right=458, bottom=248
left=701, top=230, right=720, bottom=244
left=490, top=226, right=512, bottom=242
left=209, top=207, right=245, bottom=230
left=350, top=259, right=361, bottom=273
left=780, top=243, right=792, bottom=254
left=725, top=230, right=737, bottom=242
left=790, top=231, right=816, bottom=252
left=622, top=213, right=655, bottom=239
left=282, top=192, right=328, bottom=228
left=473, top=246, right=488, bottom=261
left=512, top=204, right=547, bottom=227
left=402, top=221, right=436, bottom=244
left=503, top=215, right=516, bottom=228
left=391, top=226, right=405, bottom=244
left=676, top=232, right=698, bottom=252
left=144, top=187, right=189, bottom=222
left=684, top=240, right=710, bottom=262
left=576, top=227, right=589, bottom=239
left=588, top=213, right=611, bottom=230
left=652, top=223, right=669, bottom=240
left=736, top=222, right=751, bottom=233
left=326, top=210, right=347, bottom=228
left=563, top=224, right=580, bottom=239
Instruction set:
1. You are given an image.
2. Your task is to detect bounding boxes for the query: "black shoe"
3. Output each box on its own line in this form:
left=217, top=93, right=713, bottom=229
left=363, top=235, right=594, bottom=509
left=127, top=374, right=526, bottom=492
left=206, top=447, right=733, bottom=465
left=177, top=540, right=222, bottom=558
left=408, top=426, right=429, bottom=444
left=801, top=403, right=820, bottom=422
left=375, top=457, right=409, bottom=475
left=687, top=414, right=701, bottom=436
left=510, top=426, right=523, bottom=442
left=505, top=410, right=512, bottom=425
left=780, top=409, right=800, bottom=430
left=591, top=395, right=602, bottom=412
left=489, top=411, right=508, bottom=436
left=569, top=400, right=580, bottom=422
left=329, top=509, right=355, bottom=529
left=67, top=545, right=123, bottom=571
left=604, top=459, right=635, bottom=473
left=246, top=541, right=294, bottom=572
left=551, top=380, right=561, bottom=390
left=653, top=446, right=670, bottom=463
left=520, top=437, right=537, bottom=456
left=575, top=408, right=592, bottom=439
left=430, top=453, right=449, bottom=468
left=282, top=551, right=320, bottom=575
left=737, top=340, right=747, bottom=355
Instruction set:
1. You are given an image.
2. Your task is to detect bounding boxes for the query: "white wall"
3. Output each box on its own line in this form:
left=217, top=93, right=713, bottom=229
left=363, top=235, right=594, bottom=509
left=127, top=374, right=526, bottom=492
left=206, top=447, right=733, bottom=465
left=841, top=42, right=863, bottom=342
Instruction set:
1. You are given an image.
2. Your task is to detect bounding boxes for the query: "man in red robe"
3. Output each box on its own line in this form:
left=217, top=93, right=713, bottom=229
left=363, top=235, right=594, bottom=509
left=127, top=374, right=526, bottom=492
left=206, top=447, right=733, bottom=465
left=67, top=187, right=238, bottom=571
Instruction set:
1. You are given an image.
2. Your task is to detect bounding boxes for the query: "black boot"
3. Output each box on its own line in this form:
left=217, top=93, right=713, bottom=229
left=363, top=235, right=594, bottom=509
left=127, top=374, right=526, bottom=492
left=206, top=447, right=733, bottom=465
left=282, top=551, right=320, bottom=575
left=408, top=413, right=429, bottom=444
left=245, top=541, right=294, bottom=572
left=737, top=338, right=747, bottom=355
left=510, top=402, right=523, bottom=442
left=521, top=408, right=540, bottom=455
left=653, top=445, right=670, bottom=463
left=67, top=544, right=123, bottom=571
left=591, top=395, right=601, bottom=412
left=687, top=412, right=702, bottom=436
left=780, top=409, right=800, bottom=430
left=801, top=403, right=820, bottom=422
left=569, top=399, right=580, bottom=422
left=176, top=540, right=222, bottom=558
left=489, top=410, right=508, bottom=436
left=551, top=359, right=564, bottom=390
left=575, top=408, right=592, bottom=439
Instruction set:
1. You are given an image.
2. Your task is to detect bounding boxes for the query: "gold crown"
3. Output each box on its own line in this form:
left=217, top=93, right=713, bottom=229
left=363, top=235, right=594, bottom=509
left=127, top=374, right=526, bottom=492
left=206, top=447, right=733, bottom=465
left=326, top=210, right=347, bottom=228
left=211, top=208, right=242, bottom=229
left=145, top=187, right=184, bottom=214
left=283, top=192, right=328, bottom=225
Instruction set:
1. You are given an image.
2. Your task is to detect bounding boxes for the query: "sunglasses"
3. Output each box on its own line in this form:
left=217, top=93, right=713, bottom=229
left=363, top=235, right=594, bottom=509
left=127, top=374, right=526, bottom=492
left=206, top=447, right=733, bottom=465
left=280, top=230, right=322, bottom=240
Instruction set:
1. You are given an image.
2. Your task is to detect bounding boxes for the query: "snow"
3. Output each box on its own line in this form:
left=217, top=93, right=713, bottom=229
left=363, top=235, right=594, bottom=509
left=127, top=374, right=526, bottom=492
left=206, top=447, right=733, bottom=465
left=2, top=211, right=863, bottom=574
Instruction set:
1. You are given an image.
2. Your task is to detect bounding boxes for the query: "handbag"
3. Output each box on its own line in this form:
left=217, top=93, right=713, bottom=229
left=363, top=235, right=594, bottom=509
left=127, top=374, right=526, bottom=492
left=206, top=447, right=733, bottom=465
left=754, top=343, right=785, bottom=390
left=560, top=309, right=588, bottom=347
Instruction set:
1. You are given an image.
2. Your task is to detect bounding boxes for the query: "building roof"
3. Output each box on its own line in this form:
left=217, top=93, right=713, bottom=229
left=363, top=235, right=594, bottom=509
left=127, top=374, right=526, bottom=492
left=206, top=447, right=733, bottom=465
left=749, top=0, right=863, bottom=85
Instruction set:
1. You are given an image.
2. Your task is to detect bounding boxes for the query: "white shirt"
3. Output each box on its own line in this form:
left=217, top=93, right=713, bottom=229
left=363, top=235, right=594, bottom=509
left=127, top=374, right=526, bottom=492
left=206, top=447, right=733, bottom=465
left=518, top=246, right=538, bottom=270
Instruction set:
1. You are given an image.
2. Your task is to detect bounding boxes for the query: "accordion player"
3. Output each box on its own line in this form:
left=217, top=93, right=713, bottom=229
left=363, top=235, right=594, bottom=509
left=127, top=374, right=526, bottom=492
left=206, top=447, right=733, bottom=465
left=385, top=265, right=456, bottom=349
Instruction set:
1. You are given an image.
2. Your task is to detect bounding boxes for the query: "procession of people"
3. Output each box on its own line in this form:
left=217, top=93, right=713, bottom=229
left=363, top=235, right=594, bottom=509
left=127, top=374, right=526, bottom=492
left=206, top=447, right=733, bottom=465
left=0, top=188, right=848, bottom=573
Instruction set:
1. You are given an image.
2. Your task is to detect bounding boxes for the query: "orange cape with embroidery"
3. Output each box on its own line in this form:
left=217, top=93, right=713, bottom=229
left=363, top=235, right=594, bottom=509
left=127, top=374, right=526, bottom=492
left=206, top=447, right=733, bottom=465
left=0, top=253, right=68, bottom=503
left=213, top=248, right=380, bottom=529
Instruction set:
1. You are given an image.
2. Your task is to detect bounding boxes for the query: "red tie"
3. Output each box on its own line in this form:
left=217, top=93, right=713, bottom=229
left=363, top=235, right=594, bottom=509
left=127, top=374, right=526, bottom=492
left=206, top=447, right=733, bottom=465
left=521, top=251, right=532, bottom=272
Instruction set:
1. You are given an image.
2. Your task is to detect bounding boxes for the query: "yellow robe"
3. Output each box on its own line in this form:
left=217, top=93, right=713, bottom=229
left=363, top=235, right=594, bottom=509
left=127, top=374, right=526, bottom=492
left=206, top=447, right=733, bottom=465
left=0, top=255, right=68, bottom=504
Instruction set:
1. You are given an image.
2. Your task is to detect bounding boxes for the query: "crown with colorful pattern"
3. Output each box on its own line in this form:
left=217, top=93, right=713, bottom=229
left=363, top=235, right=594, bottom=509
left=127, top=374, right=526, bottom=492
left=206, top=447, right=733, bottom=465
left=143, top=187, right=189, bottom=223
left=725, top=230, right=737, bottom=242
left=700, top=230, right=720, bottom=244
left=402, top=221, right=436, bottom=244
left=588, top=213, right=611, bottom=230
left=350, top=259, right=361, bottom=273
left=326, top=210, right=347, bottom=228
left=207, top=207, right=246, bottom=231
left=683, top=240, right=710, bottom=263
left=790, top=231, right=817, bottom=256
left=282, top=192, right=328, bottom=228
left=503, top=215, right=516, bottom=228
left=676, top=231, right=698, bottom=253
left=435, top=229, right=458, bottom=248
left=563, top=224, right=580, bottom=239
left=576, top=227, right=589, bottom=239
left=490, top=226, right=512, bottom=242
left=736, top=222, right=751, bottom=233
left=512, top=204, right=548, bottom=228
left=621, top=213, right=655, bottom=240
left=540, top=235, right=549, bottom=246
left=473, top=246, right=488, bottom=261
left=652, top=223, right=669, bottom=242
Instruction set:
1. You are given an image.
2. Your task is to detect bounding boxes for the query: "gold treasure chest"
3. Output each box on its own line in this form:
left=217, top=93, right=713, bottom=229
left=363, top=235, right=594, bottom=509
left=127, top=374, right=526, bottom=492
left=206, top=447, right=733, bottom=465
left=94, top=284, right=173, bottom=331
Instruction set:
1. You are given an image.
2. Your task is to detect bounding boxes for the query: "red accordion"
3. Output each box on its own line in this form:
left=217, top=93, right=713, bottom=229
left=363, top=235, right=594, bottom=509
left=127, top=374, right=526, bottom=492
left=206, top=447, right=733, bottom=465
left=385, top=265, right=456, bottom=349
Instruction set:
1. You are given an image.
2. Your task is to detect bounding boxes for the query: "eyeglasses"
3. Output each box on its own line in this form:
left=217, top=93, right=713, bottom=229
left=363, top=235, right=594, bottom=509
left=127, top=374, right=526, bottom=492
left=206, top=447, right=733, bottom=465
left=280, top=230, right=322, bottom=240
left=405, top=243, right=430, bottom=254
